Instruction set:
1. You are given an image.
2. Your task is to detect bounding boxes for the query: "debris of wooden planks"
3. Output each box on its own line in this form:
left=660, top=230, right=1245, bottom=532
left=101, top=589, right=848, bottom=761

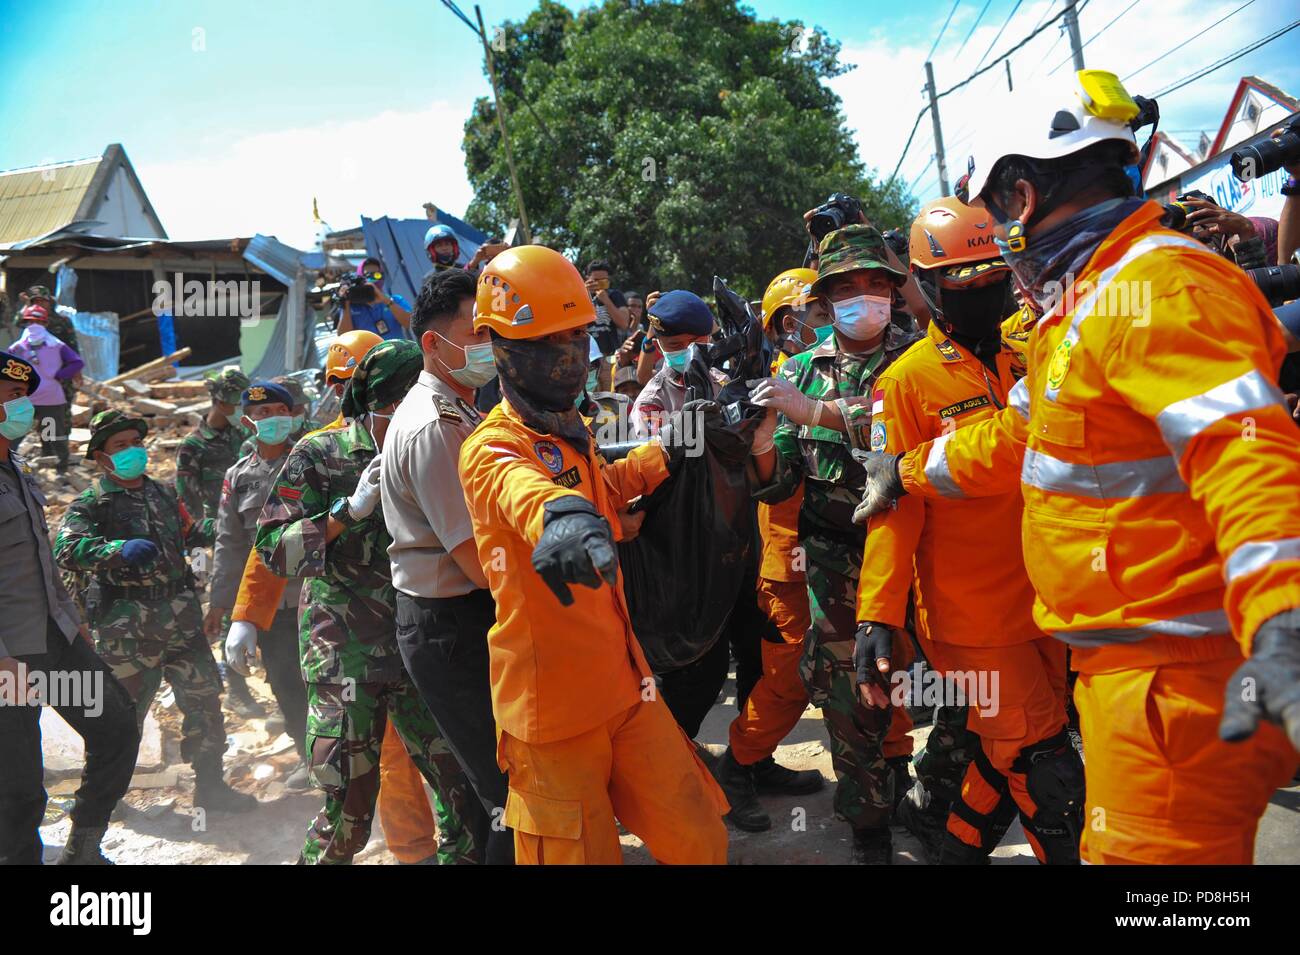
left=148, top=380, right=209, bottom=401
left=104, top=347, right=192, bottom=385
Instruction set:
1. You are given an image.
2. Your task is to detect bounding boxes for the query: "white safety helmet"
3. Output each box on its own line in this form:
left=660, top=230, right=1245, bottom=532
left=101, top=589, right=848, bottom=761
left=965, top=70, right=1140, bottom=204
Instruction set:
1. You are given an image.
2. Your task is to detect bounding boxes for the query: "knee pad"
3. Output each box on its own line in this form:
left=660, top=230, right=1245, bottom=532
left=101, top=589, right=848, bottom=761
left=1014, top=730, right=1085, bottom=864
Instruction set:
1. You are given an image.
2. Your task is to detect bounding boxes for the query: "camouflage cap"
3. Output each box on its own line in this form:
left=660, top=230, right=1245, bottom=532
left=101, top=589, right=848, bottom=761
left=85, top=409, right=147, bottom=460
left=339, top=339, right=422, bottom=419
left=271, top=375, right=308, bottom=408
left=204, top=367, right=251, bottom=403
left=811, top=224, right=908, bottom=294
left=22, top=285, right=54, bottom=303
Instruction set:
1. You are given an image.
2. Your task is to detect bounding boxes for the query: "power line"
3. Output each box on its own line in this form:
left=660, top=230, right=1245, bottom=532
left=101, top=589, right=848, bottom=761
left=954, top=0, right=994, bottom=59
left=1152, top=18, right=1300, bottom=98
left=909, top=157, right=936, bottom=192
left=888, top=105, right=931, bottom=186
left=975, top=0, right=1023, bottom=71
left=1047, top=0, right=1143, bottom=77
left=1123, top=0, right=1256, bottom=83
left=928, top=0, right=963, bottom=61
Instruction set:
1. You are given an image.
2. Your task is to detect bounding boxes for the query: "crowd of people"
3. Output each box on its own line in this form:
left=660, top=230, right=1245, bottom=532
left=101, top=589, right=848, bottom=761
left=2, top=70, right=1299, bottom=866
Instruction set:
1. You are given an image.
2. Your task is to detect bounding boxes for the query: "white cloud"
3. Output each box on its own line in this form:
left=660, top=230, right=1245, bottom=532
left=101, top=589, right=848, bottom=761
left=832, top=0, right=1298, bottom=204
left=137, top=100, right=475, bottom=249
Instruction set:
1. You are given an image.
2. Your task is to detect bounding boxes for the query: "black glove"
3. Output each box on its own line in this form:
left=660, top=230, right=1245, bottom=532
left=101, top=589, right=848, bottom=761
left=853, top=621, right=894, bottom=702
left=850, top=450, right=905, bottom=525
left=1220, top=609, right=1300, bottom=750
left=658, top=399, right=724, bottom=474
left=531, top=496, right=618, bottom=607
left=119, top=538, right=160, bottom=568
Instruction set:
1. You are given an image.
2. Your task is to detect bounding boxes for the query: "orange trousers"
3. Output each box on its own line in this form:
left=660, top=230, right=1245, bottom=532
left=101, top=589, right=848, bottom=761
left=498, top=697, right=730, bottom=865
left=729, top=578, right=811, bottom=765
left=1077, top=657, right=1298, bottom=864
left=376, top=718, right=439, bottom=864
left=923, top=636, right=1069, bottom=861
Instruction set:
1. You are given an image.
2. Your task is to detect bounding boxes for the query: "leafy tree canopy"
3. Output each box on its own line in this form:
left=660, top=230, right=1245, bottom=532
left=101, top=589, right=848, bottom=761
left=463, top=0, right=915, bottom=297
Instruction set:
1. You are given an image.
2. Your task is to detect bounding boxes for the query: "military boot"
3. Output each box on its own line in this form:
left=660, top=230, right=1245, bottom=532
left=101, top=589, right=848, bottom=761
left=56, top=825, right=114, bottom=865
left=894, top=782, right=949, bottom=863
left=194, top=758, right=258, bottom=813
left=850, top=826, right=893, bottom=864
left=221, top=664, right=266, bottom=719
left=285, top=758, right=312, bottom=791
left=750, top=755, right=824, bottom=795
left=713, top=747, right=771, bottom=832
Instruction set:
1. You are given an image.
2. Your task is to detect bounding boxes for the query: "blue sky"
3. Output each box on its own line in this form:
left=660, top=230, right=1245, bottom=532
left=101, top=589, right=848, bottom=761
left=2, top=0, right=1296, bottom=247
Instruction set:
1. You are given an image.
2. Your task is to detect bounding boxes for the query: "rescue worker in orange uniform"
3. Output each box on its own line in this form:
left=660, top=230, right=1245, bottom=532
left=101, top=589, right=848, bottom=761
left=716, top=268, right=829, bottom=831
left=457, top=245, right=729, bottom=865
left=856, top=197, right=1080, bottom=864
left=855, top=71, right=1300, bottom=864
left=228, top=328, right=441, bottom=864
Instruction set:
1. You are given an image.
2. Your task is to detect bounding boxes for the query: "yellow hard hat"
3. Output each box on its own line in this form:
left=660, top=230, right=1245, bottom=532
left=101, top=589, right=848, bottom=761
left=325, top=329, right=383, bottom=383
left=760, top=267, right=819, bottom=330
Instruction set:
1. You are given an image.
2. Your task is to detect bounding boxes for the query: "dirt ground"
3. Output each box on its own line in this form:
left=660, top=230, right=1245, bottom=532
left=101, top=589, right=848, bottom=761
left=38, top=665, right=1300, bottom=865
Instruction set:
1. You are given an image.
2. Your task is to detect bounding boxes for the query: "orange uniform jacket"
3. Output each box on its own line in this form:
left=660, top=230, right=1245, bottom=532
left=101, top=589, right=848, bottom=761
left=231, top=414, right=346, bottom=629
left=858, top=321, right=1041, bottom=647
left=458, top=398, right=670, bottom=744
left=896, top=201, right=1300, bottom=672
left=758, top=350, right=805, bottom=583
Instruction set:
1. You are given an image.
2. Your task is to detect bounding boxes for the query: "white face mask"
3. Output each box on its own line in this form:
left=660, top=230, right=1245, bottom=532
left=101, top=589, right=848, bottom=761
left=21, top=324, right=49, bottom=346
left=831, top=294, right=891, bottom=341
left=434, top=330, right=497, bottom=388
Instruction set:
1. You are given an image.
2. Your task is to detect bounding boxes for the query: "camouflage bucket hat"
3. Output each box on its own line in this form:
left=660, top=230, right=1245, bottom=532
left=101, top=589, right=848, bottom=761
left=271, top=375, right=308, bottom=408
left=205, top=367, right=251, bottom=404
left=85, top=409, right=147, bottom=460
left=811, top=224, right=908, bottom=294
left=339, top=339, right=422, bottom=419
left=23, top=285, right=54, bottom=303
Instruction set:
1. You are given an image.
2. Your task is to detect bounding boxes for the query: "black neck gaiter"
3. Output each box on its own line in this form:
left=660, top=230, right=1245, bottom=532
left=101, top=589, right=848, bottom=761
left=491, top=333, right=592, bottom=452
left=939, top=277, right=1015, bottom=371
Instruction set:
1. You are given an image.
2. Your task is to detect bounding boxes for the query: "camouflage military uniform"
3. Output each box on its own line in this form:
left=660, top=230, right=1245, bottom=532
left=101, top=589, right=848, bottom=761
left=255, top=418, right=480, bottom=865
left=53, top=471, right=225, bottom=769
left=175, top=368, right=250, bottom=523
left=754, top=227, right=922, bottom=833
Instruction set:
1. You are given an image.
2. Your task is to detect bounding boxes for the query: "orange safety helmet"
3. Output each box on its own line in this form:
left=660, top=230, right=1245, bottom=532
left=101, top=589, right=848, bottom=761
left=474, top=245, right=595, bottom=340
left=760, top=267, right=820, bottom=330
left=909, top=197, right=1008, bottom=286
left=324, top=329, right=383, bottom=383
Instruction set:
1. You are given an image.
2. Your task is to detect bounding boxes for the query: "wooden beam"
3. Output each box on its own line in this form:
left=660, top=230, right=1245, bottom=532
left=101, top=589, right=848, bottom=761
left=104, top=347, right=192, bottom=385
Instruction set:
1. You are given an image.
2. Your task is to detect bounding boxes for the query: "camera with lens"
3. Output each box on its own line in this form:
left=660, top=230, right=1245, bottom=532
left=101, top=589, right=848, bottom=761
left=1246, top=264, right=1300, bottom=307
left=808, top=193, right=865, bottom=243
left=1230, top=118, right=1300, bottom=181
left=332, top=270, right=382, bottom=306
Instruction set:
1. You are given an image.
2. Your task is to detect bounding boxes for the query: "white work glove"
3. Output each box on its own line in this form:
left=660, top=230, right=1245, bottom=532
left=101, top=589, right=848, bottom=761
left=747, top=377, right=820, bottom=427
left=225, top=621, right=259, bottom=676
left=346, top=454, right=383, bottom=520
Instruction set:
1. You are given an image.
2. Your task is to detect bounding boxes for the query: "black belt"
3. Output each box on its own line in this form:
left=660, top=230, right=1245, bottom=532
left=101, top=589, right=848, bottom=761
left=101, top=580, right=189, bottom=602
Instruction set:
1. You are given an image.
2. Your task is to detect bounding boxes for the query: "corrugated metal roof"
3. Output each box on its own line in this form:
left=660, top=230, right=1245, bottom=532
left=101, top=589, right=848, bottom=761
left=360, top=215, right=488, bottom=307
left=0, top=157, right=102, bottom=245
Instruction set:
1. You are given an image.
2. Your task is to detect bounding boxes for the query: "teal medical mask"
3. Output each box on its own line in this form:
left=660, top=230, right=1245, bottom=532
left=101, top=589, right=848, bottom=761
left=108, top=445, right=148, bottom=480
left=586, top=369, right=600, bottom=395
left=436, top=331, right=498, bottom=388
left=662, top=347, right=690, bottom=373
left=254, top=415, right=295, bottom=445
left=0, top=396, right=35, bottom=440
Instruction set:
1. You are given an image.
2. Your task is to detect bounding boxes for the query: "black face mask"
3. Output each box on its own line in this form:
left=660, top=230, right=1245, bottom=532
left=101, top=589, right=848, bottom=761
left=491, top=332, right=592, bottom=451
left=938, top=276, right=1015, bottom=342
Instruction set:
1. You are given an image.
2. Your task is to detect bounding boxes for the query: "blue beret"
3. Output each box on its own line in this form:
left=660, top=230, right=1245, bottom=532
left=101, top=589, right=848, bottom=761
left=0, top=349, right=41, bottom=395
left=241, top=380, right=295, bottom=409
left=648, top=290, right=714, bottom=337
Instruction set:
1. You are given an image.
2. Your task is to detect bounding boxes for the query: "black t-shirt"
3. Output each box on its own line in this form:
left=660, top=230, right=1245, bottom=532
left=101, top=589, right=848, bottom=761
left=591, top=288, right=628, bottom=355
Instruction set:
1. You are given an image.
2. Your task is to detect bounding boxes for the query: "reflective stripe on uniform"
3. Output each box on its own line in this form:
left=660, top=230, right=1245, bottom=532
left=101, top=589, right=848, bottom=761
left=1009, top=378, right=1029, bottom=420
left=1020, top=447, right=1186, bottom=499
left=1043, top=234, right=1207, bottom=403
left=1155, top=369, right=1285, bottom=461
left=1053, top=608, right=1231, bottom=647
left=1224, top=537, right=1300, bottom=583
left=923, top=431, right=965, bottom=499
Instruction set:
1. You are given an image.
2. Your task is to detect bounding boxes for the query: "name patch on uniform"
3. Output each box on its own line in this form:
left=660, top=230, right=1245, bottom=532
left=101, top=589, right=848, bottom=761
left=534, top=440, right=564, bottom=475
left=938, top=395, right=991, bottom=419
left=869, top=422, right=887, bottom=452
left=935, top=339, right=963, bottom=362
left=552, top=466, right=582, bottom=489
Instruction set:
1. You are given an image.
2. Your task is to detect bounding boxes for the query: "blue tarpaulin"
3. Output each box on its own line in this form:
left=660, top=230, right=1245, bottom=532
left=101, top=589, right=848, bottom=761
left=69, top=310, right=120, bottom=379
left=359, top=214, right=488, bottom=308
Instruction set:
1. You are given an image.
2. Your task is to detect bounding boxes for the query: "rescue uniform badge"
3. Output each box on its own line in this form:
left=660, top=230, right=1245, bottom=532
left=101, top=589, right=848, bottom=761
left=870, top=422, right=887, bottom=452
left=534, top=440, right=564, bottom=475
left=1047, top=340, right=1073, bottom=390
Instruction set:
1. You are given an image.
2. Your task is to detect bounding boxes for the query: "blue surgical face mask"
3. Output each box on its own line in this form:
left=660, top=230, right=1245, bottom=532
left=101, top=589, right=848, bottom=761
left=108, top=445, right=148, bottom=480
left=292, top=413, right=305, bottom=432
left=436, top=331, right=498, bottom=388
left=794, top=321, right=835, bottom=351
left=831, top=294, right=892, bottom=341
left=0, top=396, right=35, bottom=440
left=586, top=369, right=600, bottom=395
left=253, top=415, right=295, bottom=445
left=662, top=347, right=690, bottom=373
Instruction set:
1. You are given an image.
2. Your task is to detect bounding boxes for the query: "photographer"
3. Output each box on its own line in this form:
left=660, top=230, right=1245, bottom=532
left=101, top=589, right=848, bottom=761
left=1170, top=191, right=1277, bottom=270
left=337, top=257, right=411, bottom=341
left=586, top=259, right=630, bottom=355
left=1280, top=165, right=1300, bottom=266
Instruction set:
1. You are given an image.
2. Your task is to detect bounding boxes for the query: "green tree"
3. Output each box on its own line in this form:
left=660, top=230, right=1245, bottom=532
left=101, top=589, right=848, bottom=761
left=463, top=0, right=914, bottom=296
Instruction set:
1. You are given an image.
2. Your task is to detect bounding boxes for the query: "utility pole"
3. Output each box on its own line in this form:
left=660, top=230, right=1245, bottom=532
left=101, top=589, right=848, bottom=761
left=1063, top=0, right=1086, bottom=72
left=924, top=61, right=951, bottom=198
left=475, top=5, right=532, bottom=244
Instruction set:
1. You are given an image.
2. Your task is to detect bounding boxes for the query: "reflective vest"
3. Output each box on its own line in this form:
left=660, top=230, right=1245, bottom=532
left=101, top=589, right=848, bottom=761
left=899, top=201, right=1300, bottom=673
